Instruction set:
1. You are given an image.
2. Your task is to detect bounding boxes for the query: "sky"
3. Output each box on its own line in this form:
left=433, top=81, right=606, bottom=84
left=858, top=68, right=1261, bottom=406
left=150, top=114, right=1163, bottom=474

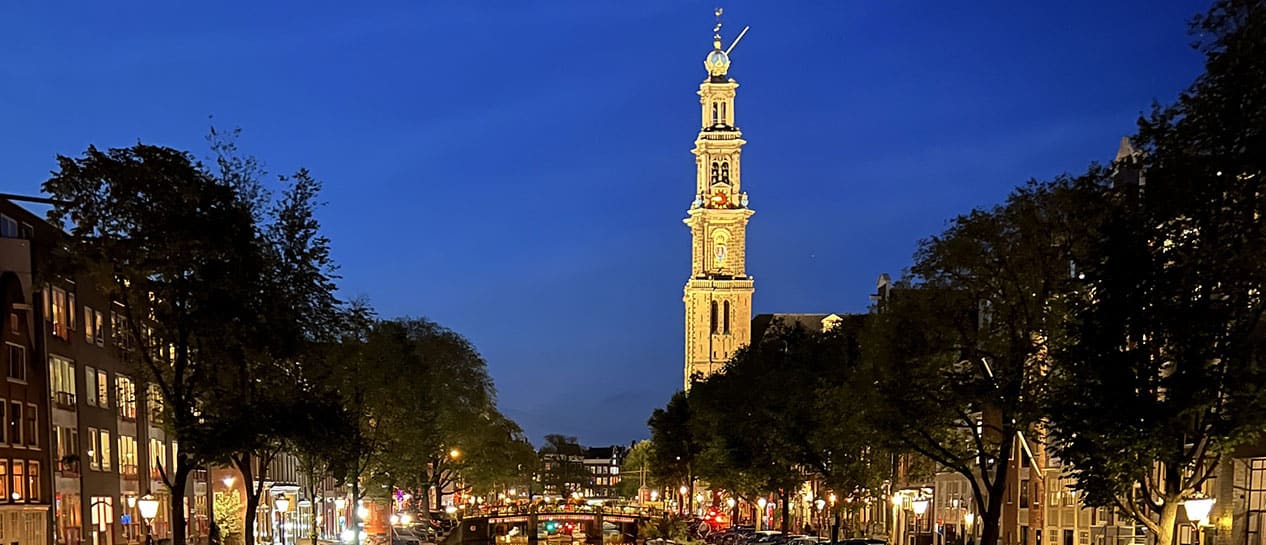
left=0, top=1, right=1210, bottom=446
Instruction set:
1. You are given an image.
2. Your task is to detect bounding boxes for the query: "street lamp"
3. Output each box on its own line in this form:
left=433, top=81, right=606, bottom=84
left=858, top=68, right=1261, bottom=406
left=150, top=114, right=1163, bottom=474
left=912, top=497, right=930, bottom=545
left=757, top=498, right=768, bottom=531
left=275, top=495, right=291, bottom=545
left=449, top=449, right=462, bottom=460
left=1184, top=497, right=1217, bottom=545
left=138, top=495, right=160, bottom=545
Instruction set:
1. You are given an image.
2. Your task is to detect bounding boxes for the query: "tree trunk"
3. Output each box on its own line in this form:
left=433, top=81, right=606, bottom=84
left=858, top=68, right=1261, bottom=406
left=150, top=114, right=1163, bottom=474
left=305, top=471, right=320, bottom=545
left=235, top=456, right=262, bottom=545
left=831, top=512, right=840, bottom=543
left=780, top=490, right=790, bottom=534
left=352, top=479, right=361, bottom=545
left=419, top=485, right=432, bottom=521
left=980, top=480, right=1007, bottom=545
left=171, top=462, right=194, bottom=545
left=1155, top=501, right=1180, bottom=545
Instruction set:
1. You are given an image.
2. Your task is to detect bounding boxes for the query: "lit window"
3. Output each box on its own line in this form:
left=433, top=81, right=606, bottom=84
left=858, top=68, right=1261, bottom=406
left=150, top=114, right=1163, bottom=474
left=11, top=460, right=23, bottom=501
left=117, top=376, right=136, bottom=421
left=88, top=427, right=100, bottom=471
left=27, top=462, right=38, bottom=501
left=98, top=429, right=112, bottom=472
left=49, top=355, right=76, bottom=408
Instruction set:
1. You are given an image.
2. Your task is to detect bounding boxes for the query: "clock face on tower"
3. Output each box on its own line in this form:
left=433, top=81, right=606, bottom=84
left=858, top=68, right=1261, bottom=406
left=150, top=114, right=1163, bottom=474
left=709, top=190, right=729, bottom=208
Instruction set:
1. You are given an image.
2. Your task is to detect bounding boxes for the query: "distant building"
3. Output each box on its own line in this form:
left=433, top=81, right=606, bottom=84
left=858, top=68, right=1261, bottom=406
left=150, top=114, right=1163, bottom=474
left=581, top=446, right=627, bottom=498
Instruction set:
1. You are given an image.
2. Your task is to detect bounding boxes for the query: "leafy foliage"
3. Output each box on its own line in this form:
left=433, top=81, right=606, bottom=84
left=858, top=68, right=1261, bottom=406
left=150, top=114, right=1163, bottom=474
left=1044, top=2, right=1266, bottom=544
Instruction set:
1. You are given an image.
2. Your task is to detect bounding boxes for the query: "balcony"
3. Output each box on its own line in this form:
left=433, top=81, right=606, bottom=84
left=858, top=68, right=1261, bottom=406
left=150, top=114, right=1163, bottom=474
left=53, top=391, right=76, bottom=410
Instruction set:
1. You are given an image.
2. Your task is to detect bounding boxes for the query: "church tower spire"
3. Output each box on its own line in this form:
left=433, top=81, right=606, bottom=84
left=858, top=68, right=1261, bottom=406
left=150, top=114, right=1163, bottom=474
left=683, top=9, right=755, bottom=390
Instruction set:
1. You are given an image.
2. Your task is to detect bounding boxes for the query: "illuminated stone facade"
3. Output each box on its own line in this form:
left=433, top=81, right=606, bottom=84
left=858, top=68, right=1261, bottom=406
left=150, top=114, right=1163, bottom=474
left=683, top=28, right=755, bottom=390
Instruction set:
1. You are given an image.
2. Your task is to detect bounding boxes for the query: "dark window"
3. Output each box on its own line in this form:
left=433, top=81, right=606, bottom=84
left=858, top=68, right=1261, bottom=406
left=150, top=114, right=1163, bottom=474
left=25, top=403, right=35, bottom=446
left=6, top=344, right=24, bottom=381
left=723, top=301, right=731, bottom=334
left=720, top=102, right=727, bottom=124
left=8, top=402, right=20, bottom=445
left=721, top=162, right=730, bottom=183
left=1020, top=479, right=1030, bottom=508
left=0, top=214, right=17, bottom=238
left=711, top=103, right=719, bottom=125
left=711, top=162, right=720, bottom=184
left=710, top=301, right=718, bottom=334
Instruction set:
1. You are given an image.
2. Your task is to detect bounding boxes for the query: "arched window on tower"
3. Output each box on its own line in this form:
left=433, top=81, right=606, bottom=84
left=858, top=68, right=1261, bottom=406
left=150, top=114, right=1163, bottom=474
left=710, top=301, right=719, bottom=334
left=711, top=102, right=719, bottom=126
left=711, top=162, right=720, bottom=184
left=723, top=301, right=731, bottom=334
left=721, top=161, right=730, bottom=184
left=720, top=102, right=728, bottom=125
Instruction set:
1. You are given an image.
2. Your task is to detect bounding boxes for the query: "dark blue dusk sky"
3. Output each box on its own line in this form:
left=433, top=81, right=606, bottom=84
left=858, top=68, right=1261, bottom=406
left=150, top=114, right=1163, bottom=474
left=1, top=1, right=1208, bottom=446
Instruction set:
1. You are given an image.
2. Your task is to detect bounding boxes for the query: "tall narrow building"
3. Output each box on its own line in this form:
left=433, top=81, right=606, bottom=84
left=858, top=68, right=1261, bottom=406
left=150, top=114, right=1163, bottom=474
left=683, top=18, right=755, bottom=389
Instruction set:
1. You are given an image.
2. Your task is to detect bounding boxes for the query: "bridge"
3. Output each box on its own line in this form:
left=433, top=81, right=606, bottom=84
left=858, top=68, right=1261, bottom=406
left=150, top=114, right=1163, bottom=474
left=452, top=510, right=649, bottom=545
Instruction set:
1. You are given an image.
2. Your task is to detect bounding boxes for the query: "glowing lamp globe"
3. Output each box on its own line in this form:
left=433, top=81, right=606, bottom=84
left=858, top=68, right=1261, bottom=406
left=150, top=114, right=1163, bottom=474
left=912, top=498, right=930, bottom=516
left=1184, top=497, right=1216, bottom=523
left=138, top=495, right=160, bottom=520
left=756, top=498, right=767, bottom=509
left=275, top=496, right=291, bottom=513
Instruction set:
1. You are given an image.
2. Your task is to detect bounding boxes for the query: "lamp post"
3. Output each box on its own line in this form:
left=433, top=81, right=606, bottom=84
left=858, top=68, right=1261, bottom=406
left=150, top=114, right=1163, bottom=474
left=757, top=498, right=768, bottom=532
left=139, top=495, right=160, bottom=545
left=912, top=498, right=930, bottom=545
left=275, top=494, right=291, bottom=545
left=1183, top=496, right=1216, bottom=545
left=680, top=486, right=690, bottom=516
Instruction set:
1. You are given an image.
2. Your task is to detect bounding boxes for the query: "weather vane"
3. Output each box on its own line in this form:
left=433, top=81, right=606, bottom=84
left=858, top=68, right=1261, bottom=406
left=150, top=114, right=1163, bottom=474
left=714, top=7, right=723, bottom=36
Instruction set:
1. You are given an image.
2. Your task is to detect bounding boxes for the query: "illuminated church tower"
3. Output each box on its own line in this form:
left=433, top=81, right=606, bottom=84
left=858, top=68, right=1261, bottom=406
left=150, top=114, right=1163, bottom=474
left=683, top=12, right=754, bottom=390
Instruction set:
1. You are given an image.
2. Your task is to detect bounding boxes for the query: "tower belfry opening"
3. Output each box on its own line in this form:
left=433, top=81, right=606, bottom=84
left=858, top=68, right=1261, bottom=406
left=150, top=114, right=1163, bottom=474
left=683, top=11, right=754, bottom=390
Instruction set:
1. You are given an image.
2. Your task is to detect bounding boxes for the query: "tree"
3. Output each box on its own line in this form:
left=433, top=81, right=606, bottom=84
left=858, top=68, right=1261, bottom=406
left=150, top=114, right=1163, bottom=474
left=648, top=392, right=700, bottom=501
left=200, top=134, right=347, bottom=545
left=615, top=440, right=656, bottom=499
left=42, top=129, right=351, bottom=545
left=43, top=141, right=273, bottom=545
left=686, top=324, right=823, bottom=532
left=357, top=318, right=516, bottom=518
left=1045, top=3, right=1266, bottom=545
left=864, top=178, right=1094, bottom=545
left=458, top=415, right=537, bottom=498
left=213, top=489, right=244, bottom=545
